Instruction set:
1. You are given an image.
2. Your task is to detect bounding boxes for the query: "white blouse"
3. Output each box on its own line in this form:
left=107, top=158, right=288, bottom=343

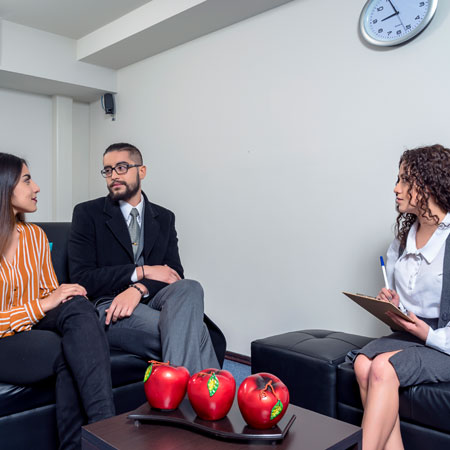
left=386, top=213, right=450, bottom=355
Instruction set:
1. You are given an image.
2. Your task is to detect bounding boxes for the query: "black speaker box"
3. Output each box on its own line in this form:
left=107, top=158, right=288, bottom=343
left=103, top=93, right=115, bottom=115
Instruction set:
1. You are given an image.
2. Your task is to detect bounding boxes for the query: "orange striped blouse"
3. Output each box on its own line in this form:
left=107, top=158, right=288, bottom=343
left=0, top=223, right=59, bottom=338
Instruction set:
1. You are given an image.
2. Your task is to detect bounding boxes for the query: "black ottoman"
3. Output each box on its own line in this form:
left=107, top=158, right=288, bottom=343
left=251, top=330, right=373, bottom=417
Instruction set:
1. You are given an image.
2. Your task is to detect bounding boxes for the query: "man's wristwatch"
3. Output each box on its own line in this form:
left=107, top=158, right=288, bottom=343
left=129, top=284, right=144, bottom=297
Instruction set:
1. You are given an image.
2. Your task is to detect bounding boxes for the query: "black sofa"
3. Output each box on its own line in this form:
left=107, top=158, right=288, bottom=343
left=251, top=329, right=450, bottom=450
left=0, top=222, right=226, bottom=450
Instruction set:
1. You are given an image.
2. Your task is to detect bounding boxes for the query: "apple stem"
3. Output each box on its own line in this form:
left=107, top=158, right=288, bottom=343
left=260, top=380, right=279, bottom=400
left=147, top=360, right=170, bottom=366
left=196, top=370, right=215, bottom=378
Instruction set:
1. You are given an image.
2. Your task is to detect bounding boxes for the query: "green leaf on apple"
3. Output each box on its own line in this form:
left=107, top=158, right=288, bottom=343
left=207, top=372, right=219, bottom=396
left=270, top=400, right=283, bottom=420
left=143, top=363, right=153, bottom=383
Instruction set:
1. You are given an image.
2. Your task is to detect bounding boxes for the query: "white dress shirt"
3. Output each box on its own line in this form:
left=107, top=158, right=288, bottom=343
left=119, top=198, right=144, bottom=283
left=386, top=213, right=450, bottom=355
left=119, top=198, right=144, bottom=228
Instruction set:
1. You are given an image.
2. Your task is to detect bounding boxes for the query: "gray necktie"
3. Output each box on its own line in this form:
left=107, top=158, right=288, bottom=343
left=129, top=208, right=140, bottom=259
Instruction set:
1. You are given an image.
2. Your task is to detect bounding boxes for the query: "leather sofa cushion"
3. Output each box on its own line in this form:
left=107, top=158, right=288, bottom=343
left=399, top=382, right=450, bottom=434
left=0, top=351, right=147, bottom=418
left=0, top=379, right=55, bottom=418
left=110, top=351, right=148, bottom=387
left=35, top=222, right=71, bottom=283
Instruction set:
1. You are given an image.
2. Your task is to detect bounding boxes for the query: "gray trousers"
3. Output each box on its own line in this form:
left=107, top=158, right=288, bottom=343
left=96, top=279, right=219, bottom=374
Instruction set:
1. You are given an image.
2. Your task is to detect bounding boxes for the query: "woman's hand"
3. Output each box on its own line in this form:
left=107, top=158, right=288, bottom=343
left=386, top=311, right=430, bottom=341
left=377, top=288, right=400, bottom=307
left=40, top=284, right=87, bottom=313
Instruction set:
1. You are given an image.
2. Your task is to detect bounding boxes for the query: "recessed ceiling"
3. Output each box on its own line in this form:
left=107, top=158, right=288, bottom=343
left=0, top=0, right=294, bottom=101
left=0, top=0, right=151, bottom=39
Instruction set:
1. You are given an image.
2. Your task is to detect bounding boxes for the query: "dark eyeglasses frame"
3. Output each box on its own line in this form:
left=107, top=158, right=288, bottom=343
left=101, top=163, right=142, bottom=178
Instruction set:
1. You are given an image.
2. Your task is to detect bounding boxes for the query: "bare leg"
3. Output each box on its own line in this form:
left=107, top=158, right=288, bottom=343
left=354, top=354, right=372, bottom=407
left=361, top=351, right=402, bottom=450
left=384, top=415, right=404, bottom=450
left=354, top=354, right=402, bottom=449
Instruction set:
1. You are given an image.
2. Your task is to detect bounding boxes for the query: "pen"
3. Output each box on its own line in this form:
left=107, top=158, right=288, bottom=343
left=380, top=256, right=390, bottom=290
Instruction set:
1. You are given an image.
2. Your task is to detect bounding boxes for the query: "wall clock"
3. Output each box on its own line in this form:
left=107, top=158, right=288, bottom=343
left=359, top=0, right=438, bottom=47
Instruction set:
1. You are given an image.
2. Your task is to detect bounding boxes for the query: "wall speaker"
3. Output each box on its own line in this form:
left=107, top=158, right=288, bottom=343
left=103, top=93, right=115, bottom=115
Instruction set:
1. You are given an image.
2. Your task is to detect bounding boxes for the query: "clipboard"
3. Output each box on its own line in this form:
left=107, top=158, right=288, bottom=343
left=342, top=291, right=415, bottom=331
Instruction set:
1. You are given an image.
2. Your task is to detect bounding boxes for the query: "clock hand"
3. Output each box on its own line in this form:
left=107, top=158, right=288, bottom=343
left=381, top=11, right=400, bottom=22
left=396, top=11, right=407, bottom=32
left=386, top=0, right=406, bottom=32
left=387, top=0, right=399, bottom=14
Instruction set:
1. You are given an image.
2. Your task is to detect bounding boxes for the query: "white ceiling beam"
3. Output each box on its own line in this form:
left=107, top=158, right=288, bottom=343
left=0, top=19, right=117, bottom=102
left=0, top=69, right=113, bottom=103
left=77, top=0, right=294, bottom=70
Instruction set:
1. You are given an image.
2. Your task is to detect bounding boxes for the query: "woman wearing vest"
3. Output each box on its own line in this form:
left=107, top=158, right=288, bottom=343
left=0, top=153, right=115, bottom=449
left=353, top=144, right=450, bottom=450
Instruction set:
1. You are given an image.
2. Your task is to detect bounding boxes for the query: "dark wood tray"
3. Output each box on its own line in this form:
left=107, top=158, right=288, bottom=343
left=128, top=397, right=296, bottom=442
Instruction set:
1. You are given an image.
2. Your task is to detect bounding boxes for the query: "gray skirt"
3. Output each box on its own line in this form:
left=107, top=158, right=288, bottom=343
left=352, top=318, right=450, bottom=387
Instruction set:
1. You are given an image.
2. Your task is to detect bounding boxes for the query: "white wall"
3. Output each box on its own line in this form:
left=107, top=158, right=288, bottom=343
left=0, top=88, right=53, bottom=221
left=89, top=0, right=450, bottom=355
left=0, top=88, right=90, bottom=221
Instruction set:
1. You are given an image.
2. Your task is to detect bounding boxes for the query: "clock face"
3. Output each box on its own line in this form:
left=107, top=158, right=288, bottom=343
left=360, top=0, right=438, bottom=46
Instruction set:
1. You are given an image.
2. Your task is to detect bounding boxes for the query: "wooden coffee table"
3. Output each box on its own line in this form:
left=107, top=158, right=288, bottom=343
left=82, top=399, right=361, bottom=450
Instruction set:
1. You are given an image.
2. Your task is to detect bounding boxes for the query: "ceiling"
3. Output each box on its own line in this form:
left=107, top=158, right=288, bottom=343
left=0, top=0, right=294, bottom=101
left=0, top=0, right=151, bottom=39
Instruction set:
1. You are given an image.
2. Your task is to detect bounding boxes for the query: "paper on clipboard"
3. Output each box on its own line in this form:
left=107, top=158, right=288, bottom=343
left=342, top=291, right=415, bottom=331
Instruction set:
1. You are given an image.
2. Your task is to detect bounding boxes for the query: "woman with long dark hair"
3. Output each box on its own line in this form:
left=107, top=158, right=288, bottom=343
left=354, top=144, right=450, bottom=450
left=0, top=153, right=115, bottom=449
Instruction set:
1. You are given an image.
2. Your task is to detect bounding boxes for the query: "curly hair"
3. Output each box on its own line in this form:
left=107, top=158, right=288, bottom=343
left=395, top=144, right=450, bottom=248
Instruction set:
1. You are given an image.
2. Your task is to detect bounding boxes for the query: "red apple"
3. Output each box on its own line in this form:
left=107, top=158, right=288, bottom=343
left=238, top=372, right=289, bottom=429
left=143, top=360, right=190, bottom=410
left=187, top=368, right=236, bottom=420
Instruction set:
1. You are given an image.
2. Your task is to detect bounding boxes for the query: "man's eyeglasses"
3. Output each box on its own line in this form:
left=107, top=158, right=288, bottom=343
left=101, top=163, right=142, bottom=178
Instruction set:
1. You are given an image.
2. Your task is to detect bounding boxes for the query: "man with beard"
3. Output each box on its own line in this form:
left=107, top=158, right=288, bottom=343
left=68, top=143, right=222, bottom=374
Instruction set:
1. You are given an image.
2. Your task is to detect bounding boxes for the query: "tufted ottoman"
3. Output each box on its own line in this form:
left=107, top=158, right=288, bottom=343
left=251, top=329, right=373, bottom=417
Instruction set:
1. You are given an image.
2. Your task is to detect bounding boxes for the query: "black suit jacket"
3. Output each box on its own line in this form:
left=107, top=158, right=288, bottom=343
left=68, top=193, right=184, bottom=300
